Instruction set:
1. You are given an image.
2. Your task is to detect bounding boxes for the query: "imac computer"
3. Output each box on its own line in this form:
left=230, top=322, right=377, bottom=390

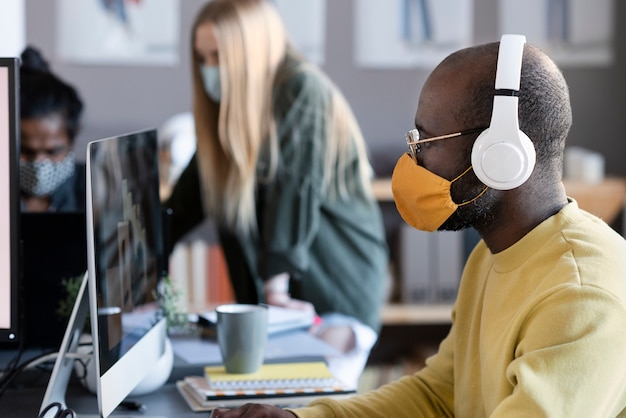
left=42, top=129, right=168, bottom=417
left=0, top=57, right=20, bottom=345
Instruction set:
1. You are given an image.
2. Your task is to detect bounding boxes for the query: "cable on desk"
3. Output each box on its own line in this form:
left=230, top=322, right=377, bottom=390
left=0, top=338, right=25, bottom=380
left=0, top=351, right=54, bottom=400
left=0, top=346, right=91, bottom=401
left=0, top=337, right=28, bottom=394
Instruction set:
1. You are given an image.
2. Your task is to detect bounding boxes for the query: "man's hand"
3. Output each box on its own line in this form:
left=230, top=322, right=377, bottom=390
left=210, top=404, right=298, bottom=417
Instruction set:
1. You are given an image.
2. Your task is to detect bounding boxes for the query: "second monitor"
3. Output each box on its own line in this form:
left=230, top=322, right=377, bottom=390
left=42, top=128, right=169, bottom=418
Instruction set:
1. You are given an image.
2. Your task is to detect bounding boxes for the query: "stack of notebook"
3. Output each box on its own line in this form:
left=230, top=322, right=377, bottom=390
left=176, top=361, right=355, bottom=411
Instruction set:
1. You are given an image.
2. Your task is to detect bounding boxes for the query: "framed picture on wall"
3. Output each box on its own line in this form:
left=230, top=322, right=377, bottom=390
left=354, top=0, right=474, bottom=69
left=500, top=0, right=614, bottom=67
left=0, top=0, right=25, bottom=57
left=56, top=0, right=179, bottom=66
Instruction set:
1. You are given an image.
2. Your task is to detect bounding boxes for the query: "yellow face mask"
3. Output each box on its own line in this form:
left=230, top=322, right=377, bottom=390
left=391, top=153, right=487, bottom=232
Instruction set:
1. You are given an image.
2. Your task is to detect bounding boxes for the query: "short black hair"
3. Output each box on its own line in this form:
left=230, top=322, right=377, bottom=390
left=457, top=42, right=572, bottom=177
left=19, top=45, right=84, bottom=143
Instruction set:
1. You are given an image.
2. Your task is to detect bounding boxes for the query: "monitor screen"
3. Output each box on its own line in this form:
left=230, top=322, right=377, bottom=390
left=86, top=129, right=167, bottom=417
left=20, top=212, right=87, bottom=349
left=0, top=57, right=20, bottom=344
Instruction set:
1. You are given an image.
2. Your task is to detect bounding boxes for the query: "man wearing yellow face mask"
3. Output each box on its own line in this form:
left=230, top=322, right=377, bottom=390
left=210, top=36, right=626, bottom=418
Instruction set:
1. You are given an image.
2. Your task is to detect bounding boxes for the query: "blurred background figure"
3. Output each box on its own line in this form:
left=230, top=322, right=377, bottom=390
left=164, top=0, right=389, bottom=386
left=19, top=45, right=85, bottom=212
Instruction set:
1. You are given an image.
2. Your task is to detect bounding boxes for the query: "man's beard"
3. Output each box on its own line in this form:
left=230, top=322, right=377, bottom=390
left=439, top=176, right=499, bottom=232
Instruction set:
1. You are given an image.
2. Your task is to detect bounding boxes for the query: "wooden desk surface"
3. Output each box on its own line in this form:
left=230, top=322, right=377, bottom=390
left=372, top=177, right=626, bottom=225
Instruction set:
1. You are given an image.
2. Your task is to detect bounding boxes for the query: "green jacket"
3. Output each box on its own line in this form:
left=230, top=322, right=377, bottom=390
left=165, top=60, right=388, bottom=332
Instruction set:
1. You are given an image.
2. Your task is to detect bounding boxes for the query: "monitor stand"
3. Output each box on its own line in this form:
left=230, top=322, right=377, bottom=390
left=40, top=272, right=167, bottom=418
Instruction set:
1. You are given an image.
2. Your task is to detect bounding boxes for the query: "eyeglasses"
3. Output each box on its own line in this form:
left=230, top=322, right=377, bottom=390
left=405, top=127, right=486, bottom=162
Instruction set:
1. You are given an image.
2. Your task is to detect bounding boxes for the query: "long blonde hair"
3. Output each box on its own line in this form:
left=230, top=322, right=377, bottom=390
left=191, top=0, right=372, bottom=235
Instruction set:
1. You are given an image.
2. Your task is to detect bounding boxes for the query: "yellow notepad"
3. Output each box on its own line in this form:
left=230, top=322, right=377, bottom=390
left=204, top=361, right=338, bottom=390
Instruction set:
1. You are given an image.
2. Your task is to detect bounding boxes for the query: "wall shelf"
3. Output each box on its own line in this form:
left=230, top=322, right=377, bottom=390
left=381, top=303, right=452, bottom=326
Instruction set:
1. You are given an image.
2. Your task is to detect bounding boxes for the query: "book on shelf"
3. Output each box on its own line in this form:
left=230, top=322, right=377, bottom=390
left=176, top=361, right=356, bottom=412
left=168, top=240, right=235, bottom=310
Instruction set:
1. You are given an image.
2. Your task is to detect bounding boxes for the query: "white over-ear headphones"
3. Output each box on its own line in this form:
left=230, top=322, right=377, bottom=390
left=471, top=34, right=536, bottom=190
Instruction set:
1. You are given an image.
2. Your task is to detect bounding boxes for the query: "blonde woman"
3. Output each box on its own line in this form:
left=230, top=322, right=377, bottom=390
left=164, top=0, right=388, bottom=384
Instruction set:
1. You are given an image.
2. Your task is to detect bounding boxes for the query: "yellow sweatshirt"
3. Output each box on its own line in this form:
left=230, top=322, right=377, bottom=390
left=292, top=201, right=626, bottom=417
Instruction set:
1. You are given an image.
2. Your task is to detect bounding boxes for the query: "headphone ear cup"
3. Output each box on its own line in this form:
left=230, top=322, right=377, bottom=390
left=472, top=34, right=534, bottom=191
left=471, top=128, right=536, bottom=190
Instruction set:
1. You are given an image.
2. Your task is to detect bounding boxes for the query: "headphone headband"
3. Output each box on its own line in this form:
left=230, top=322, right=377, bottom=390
left=495, top=34, right=525, bottom=91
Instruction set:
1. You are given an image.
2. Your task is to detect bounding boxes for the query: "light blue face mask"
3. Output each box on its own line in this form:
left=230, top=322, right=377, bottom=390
left=200, top=65, right=221, bottom=102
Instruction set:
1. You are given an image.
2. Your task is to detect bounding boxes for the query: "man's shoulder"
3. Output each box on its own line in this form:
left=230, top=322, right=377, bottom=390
left=49, top=162, right=87, bottom=211
left=560, top=203, right=626, bottom=250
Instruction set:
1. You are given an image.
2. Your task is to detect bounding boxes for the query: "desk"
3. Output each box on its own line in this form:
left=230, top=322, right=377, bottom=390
left=0, top=344, right=205, bottom=418
left=0, top=330, right=345, bottom=418
left=0, top=380, right=198, bottom=418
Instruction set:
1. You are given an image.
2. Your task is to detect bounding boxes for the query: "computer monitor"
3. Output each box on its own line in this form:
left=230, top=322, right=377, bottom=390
left=0, top=57, right=20, bottom=345
left=42, top=129, right=168, bottom=417
left=20, top=212, right=87, bottom=349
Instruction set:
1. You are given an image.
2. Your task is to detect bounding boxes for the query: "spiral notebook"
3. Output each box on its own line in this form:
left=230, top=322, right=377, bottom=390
left=204, top=361, right=341, bottom=390
left=176, top=361, right=355, bottom=411
left=176, top=378, right=355, bottom=411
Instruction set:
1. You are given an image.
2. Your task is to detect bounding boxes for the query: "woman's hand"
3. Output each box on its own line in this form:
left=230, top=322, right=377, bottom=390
left=211, top=404, right=298, bottom=417
left=264, top=273, right=315, bottom=313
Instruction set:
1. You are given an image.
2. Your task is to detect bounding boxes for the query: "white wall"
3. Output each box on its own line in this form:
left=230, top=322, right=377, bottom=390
left=0, top=0, right=26, bottom=57
left=20, top=0, right=626, bottom=179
